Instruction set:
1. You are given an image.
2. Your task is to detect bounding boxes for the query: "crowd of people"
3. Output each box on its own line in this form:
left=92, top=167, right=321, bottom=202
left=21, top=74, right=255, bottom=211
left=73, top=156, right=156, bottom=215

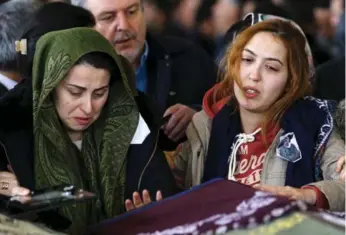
left=0, top=0, right=344, bottom=234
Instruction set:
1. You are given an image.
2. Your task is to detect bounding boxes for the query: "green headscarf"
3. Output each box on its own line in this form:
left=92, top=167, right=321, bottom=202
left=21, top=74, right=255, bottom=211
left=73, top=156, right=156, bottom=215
left=32, top=28, right=139, bottom=234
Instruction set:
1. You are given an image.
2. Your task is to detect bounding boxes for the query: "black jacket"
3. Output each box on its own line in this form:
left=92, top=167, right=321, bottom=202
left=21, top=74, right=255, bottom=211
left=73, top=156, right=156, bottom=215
left=314, top=56, right=345, bottom=102
left=146, top=34, right=217, bottom=115
left=0, top=83, right=8, bottom=97
left=0, top=80, right=179, bottom=229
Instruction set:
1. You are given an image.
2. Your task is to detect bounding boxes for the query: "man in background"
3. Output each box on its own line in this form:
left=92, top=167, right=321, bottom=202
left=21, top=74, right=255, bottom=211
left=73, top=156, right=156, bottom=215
left=72, top=0, right=217, bottom=145
left=0, top=0, right=41, bottom=96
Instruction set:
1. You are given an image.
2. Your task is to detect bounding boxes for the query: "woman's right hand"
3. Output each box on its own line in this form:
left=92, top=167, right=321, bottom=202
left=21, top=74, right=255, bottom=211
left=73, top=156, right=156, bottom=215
left=125, top=190, right=163, bottom=212
left=0, top=166, right=30, bottom=198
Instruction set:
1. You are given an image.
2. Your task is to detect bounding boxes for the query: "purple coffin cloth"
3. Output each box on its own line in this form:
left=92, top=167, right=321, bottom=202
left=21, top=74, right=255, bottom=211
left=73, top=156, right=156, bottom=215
left=89, top=179, right=306, bottom=235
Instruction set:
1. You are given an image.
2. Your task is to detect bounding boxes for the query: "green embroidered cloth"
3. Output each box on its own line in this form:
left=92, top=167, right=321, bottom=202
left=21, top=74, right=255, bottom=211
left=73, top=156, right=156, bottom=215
left=32, top=27, right=139, bottom=234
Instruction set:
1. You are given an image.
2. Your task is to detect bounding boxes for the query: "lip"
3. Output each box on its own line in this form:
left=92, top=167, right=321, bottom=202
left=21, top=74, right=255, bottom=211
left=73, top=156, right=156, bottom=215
left=115, top=38, right=132, bottom=44
left=74, top=117, right=91, bottom=126
left=243, top=86, right=260, bottom=99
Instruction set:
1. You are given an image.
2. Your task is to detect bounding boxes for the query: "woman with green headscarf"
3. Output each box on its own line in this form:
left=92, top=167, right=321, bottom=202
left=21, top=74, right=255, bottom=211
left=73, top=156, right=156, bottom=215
left=0, top=27, right=178, bottom=234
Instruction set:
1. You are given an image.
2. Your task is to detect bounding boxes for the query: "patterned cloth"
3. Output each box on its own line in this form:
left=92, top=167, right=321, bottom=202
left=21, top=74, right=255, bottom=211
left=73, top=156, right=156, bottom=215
left=90, top=179, right=307, bottom=235
left=225, top=212, right=344, bottom=235
left=32, top=28, right=139, bottom=234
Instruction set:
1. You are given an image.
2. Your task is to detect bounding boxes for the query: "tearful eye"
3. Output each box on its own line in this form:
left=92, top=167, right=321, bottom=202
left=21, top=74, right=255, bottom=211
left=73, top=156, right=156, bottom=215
left=93, top=93, right=105, bottom=98
left=69, top=90, right=82, bottom=97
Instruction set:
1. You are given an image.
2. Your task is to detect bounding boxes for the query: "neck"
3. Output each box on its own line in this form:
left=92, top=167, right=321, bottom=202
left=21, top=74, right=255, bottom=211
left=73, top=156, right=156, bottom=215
left=68, top=131, right=83, bottom=142
left=239, top=107, right=264, bottom=134
left=133, top=44, right=146, bottom=69
left=0, top=71, right=22, bottom=83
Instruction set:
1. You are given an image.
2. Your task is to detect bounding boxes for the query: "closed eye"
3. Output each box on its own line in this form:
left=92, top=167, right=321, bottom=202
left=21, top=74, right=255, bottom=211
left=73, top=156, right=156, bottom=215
left=99, top=14, right=114, bottom=22
left=93, top=88, right=108, bottom=98
left=266, top=65, right=279, bottom=72
left=68, top=89, right=83, bottom=97
left=241, top=57, right=253, bottom=63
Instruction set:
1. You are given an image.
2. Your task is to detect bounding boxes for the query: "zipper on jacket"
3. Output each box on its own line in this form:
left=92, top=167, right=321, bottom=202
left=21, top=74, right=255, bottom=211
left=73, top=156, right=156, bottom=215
left=0, top=140, right=16, bottom=177
left=137, top=130, right=160, bottom=191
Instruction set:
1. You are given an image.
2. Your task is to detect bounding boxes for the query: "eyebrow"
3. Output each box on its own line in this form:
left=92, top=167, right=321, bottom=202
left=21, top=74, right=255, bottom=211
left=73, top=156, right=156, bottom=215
left=66, top=84, right=109, bottom=91
left=127, top=3, right=139, bottom=10
left=98, top=3, right=139, bottom=16
left=243, top=48, right=284, bottom=66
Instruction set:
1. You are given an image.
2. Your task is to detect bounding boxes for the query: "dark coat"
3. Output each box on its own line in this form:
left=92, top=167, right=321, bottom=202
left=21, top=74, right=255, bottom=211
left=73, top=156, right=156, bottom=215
left=146, top=34, right=217, bottom=115
left=0, top=83, right=8, bottom=97
left=314, top=56, right=345, bottom=102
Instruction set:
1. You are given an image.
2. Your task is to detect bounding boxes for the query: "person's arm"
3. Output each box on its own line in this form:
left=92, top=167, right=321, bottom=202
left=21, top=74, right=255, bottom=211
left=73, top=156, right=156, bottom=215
left=305, top=130, right=345, bottom=211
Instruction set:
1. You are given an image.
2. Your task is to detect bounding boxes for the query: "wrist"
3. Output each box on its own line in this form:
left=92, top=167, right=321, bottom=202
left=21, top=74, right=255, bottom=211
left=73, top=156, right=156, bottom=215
left=303, top=188, right=317, bottom=205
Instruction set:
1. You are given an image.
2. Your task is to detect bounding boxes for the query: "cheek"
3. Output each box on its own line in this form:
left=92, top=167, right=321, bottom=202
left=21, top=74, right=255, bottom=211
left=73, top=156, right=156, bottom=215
left=234, top=83, right=244, bottom=101
left=56, top=98, right=78, bottom=119
left=95, top=23, right=113, bottom=41
left=239, top=65, right=248, bottom=81
left=264, top=75, right=288, bottom=98
left=92, top=98, right=108, bottom=114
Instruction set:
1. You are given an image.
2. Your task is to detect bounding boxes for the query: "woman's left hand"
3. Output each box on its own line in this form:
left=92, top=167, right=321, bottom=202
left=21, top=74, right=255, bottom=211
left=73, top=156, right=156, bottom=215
left=253, top=185, right=316, bottom=205
left=125, top=189, right=163, bottom=212
left=336, top=155, right=345, bottom=181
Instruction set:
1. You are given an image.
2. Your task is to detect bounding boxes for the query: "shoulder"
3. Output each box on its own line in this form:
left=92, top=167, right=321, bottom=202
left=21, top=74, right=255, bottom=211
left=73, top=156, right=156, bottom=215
left=186, top=110, right=212, bottom=144
left=316, top=56, right=345, bottom=75
left=289, top=97, right=337, bottom=118
left=147, top=34, right=214, bottom=63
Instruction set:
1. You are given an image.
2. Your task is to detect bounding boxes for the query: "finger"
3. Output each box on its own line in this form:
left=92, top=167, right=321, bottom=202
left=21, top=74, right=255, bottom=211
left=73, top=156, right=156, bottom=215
left=11, top=186, right=30, bottom=196
left=340, top=169, right=346, bottom=181
left=10, top=195, right=32, bottom=204
left=255, top=185, right=281, bottom=195
left=7, top=165, right=14, bottom=173
left=172, top=130, right=187, bottom=142
left=276, top=191, right=295, bottom=198
left=168, top=115, right=190, bottom=141
left=125, top=199, right=135, bottom=212
left=132, top=192, right=143, bottom=208
left=336, top=156, right=345, bottom=172
left=165, top=110, right=186, bottom=135
left=142, top=190, right=151, bottom=205
left=156, top=190, right=163, bottom=201
left=289, top=195, right=298, bottom=201
left=0, top=171, right=17, bottom=180
left=163, top=104, right=180, bottom=118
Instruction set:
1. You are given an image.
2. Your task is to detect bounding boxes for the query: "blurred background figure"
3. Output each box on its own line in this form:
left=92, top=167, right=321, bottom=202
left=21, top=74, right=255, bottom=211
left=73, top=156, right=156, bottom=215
left=212, top=0, right=242, bottom=59
left=143, top=0, right=185, bottom=37
left=172, top=0, right=201, bottom=34
left=0, top=0, right=42, bottom=97
left=330, top=0, right=345, bottom=58
left=242, top=0, right=291, bottom=19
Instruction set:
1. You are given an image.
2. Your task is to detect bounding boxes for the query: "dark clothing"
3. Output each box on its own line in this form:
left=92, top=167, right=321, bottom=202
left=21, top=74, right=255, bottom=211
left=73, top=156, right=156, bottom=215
left=146, top=34, right=217, bottom=115
left=90, top=179, right=302, bottom=235
left=203, top=98, right=336, bottom=187
left=0, top=83, right=8, bottom=97
left=126, top=92, right=180, bottom=200
left=314, top=56, right=345, bottom=102
left=0, top=82, right=179, bottom=228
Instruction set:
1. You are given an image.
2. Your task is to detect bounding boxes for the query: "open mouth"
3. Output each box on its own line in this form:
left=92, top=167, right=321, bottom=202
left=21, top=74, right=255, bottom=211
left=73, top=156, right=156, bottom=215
left=243, top=87, right=260, bottom=98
